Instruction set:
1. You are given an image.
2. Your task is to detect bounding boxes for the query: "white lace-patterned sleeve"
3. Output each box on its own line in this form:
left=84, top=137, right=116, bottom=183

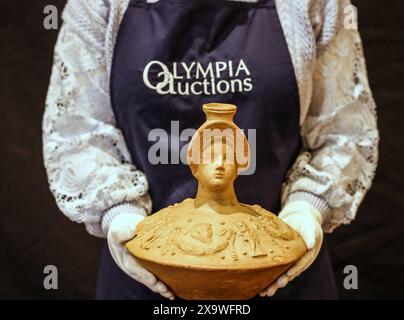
left=281, top=0, right=379, bottom=233
left=42, top=0, right=151, bottom=238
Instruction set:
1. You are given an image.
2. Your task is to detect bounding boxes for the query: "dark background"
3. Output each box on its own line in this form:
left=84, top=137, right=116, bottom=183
left=0, top=0, right=403, bottom=299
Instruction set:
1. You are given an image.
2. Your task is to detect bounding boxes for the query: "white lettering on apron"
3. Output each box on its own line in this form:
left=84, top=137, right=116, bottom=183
left=143, top=59, right=254, bottom=95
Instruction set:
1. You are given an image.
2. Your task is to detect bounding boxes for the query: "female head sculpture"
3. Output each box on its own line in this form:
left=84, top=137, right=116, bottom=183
left=125, top=103, right=307, bottom=300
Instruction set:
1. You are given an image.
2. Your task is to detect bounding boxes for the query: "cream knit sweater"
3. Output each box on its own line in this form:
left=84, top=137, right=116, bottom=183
left=42, top=0, right=379, bottom=238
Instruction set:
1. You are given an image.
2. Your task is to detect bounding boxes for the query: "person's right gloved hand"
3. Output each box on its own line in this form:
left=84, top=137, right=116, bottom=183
left=107, top=212, right=174, bottom=299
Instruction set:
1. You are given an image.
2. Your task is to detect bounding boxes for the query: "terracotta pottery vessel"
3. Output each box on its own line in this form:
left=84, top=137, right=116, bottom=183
left=125, top=103, right=307, bottom=300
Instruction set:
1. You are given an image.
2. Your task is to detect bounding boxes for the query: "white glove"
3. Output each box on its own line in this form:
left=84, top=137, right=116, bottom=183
left=107, top=212, right=174, bottom=299
left=260, top=200, right=324, bottom=297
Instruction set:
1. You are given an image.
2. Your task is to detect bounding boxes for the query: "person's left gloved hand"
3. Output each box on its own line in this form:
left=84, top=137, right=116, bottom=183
left=259, top=200, right=324, bottom=297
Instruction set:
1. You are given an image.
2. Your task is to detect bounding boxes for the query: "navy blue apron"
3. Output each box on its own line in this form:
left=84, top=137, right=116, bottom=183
left=96, top=0, right=337, bottom=299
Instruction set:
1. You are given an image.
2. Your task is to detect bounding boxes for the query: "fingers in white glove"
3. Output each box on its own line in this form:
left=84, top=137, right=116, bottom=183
left=156, top=282, right=175, bottom=300
left=107, top=213, right=175, bottom=299
left=121, top=248, right=157, bottom=286
left=109, top=213, right=145, bottom=243
left=282, top=213, right=320, bottom=250
left=278, top=200, right=323, bottom=250
left=259, top=201, right=324, bottom=297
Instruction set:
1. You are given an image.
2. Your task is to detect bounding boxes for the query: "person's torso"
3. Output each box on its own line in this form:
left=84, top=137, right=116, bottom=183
left=110, top=0, right=302, bottom=213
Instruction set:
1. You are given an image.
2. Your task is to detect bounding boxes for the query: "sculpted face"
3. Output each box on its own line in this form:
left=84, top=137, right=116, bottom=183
left=195, top=140, right=237, bottom=192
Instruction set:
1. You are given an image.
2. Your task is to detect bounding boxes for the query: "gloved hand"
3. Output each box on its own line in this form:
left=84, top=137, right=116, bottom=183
left=259, top=200, right=324, bottom=297
left=107, top=212, right=174, bottom=299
